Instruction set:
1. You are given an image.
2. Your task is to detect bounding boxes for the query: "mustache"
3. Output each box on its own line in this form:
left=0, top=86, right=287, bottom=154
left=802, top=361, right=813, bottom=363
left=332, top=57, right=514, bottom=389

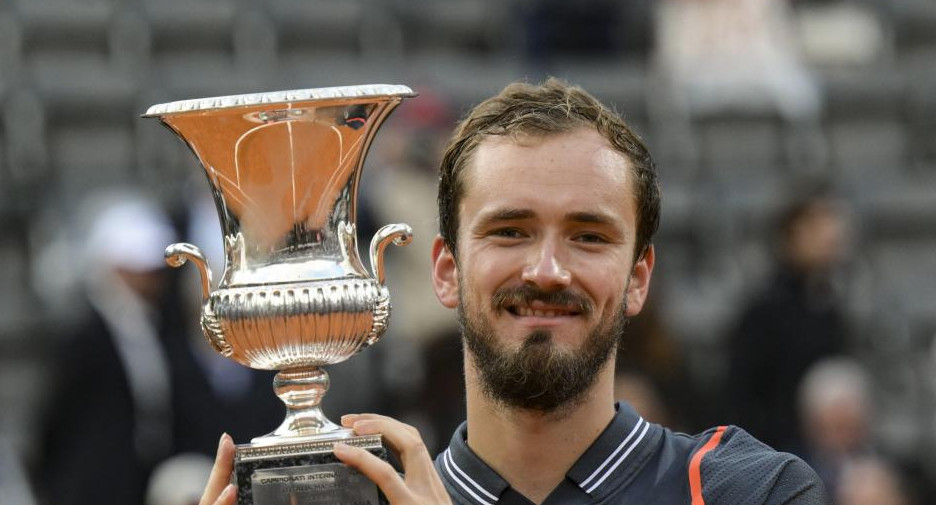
left=490, top=285, right=593, bottom=315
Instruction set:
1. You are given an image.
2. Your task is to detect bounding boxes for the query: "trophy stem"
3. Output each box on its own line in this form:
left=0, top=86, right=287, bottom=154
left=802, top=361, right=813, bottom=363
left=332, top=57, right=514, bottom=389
left=253, top=367, right=347, bottom=444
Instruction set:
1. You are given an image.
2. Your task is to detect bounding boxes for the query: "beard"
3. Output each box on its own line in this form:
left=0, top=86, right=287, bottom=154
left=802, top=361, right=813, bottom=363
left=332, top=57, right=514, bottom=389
left=458, top=283, right=628, bottom=414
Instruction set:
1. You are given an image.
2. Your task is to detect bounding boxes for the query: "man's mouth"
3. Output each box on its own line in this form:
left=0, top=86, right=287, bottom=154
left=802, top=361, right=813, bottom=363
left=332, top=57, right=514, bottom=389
left=507, top=302, right=581, bottom=318
left=492, top=285, right=592, bottom=319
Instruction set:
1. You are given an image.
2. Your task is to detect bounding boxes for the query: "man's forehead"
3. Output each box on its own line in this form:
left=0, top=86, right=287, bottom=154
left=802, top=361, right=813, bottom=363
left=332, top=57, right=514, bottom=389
left=463, top=130, right=633, bottom=196
left=456, top=133, right=638, bottom=235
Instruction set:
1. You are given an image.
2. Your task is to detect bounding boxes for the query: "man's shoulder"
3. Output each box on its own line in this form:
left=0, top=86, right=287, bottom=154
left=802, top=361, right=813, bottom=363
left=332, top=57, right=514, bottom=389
left=678, top=425, right=829, bottom=505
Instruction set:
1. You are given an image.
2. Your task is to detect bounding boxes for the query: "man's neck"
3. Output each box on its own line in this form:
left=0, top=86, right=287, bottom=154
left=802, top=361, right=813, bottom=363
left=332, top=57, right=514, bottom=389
left=464, top=356, right=616, bottom=504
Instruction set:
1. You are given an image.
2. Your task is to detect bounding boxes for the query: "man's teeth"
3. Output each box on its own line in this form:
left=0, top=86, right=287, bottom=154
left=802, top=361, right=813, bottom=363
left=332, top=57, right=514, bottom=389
left=515, top=307, right=570, bottom=317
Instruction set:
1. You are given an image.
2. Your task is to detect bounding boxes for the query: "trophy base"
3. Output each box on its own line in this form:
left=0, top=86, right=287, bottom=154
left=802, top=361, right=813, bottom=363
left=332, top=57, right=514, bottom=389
left=234, top=434, right=387, bottom=505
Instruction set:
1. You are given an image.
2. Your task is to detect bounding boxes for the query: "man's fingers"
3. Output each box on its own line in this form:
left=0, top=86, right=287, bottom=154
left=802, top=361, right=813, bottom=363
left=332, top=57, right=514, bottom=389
left=340, top=413, right=361, bottom=428
left=333, top=442, right=413, bottom=503
left=212, top=484, right=236, bottom=505
left=200, top=433, right=236, bottom=505
left=341, top=412, right=393, bottom=428
left=342, top=414, right=436, bottom=484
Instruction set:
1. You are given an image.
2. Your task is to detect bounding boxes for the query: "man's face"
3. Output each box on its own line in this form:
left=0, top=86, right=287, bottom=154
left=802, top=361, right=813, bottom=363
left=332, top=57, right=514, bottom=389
left=431, top=127, right=655, bottom=411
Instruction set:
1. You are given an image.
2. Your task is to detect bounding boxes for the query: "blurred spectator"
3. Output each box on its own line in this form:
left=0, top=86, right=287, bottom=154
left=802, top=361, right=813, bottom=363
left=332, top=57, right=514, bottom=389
left=653, top=0, right=820, bottom=120
left=726, top=192, right=853, bottom=452
left=652, top=0, right=824, bottom=168
left=798, top=357, right=874, bottom=495
left=32, top=192, right=178, bottom=505
left=798, top=358, right=919, bottom=504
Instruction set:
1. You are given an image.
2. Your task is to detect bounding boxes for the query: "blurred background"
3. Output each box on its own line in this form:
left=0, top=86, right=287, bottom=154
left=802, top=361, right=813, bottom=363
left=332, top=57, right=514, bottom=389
left=0, top=0, right=935, bottom=504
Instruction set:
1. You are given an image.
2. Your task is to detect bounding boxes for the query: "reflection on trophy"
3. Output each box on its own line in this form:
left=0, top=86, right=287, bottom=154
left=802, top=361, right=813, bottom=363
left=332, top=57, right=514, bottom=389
left=144, top=85, right=416, bottom=505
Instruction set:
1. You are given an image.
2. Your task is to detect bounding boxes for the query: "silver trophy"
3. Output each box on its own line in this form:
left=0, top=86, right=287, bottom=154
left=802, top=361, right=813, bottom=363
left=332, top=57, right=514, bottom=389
left=144, top=85, right=416, bottom=505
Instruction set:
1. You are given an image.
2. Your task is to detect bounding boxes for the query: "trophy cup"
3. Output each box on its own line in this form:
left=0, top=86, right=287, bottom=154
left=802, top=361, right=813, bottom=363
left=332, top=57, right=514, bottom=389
left=143, top=85, right=416, bottom=505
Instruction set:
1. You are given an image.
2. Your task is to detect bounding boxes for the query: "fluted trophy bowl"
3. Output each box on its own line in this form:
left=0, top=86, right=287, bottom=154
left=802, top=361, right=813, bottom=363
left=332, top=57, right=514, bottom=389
left=144, top=85, right=415, bottom=446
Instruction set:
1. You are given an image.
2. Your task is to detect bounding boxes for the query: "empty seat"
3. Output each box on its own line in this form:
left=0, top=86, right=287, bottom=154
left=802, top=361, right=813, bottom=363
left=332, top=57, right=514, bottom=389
left=28, top=53, right=137, bottom=127
left=155, top=52, right=245, bottom=98
left=269, top=0, right=366, bottom=55
left=866, top=238, right=936, bottom=321
left=108, top=9, right=153, bottom=72
left=0, top=12, right=22, bottom=82
left=902, top=66, right=936, bottom=172
left=2, top=88, right=49, bottom=190
left=14, top=0, right=112, bottom=58
left=48, top=125, right=136, bottom=199
left=857, top=178, right=936, bottom=239
left=692, top=112, right=788, bottom=189
left=232, top=10, right=277, bottom=73
left=143, top=0, right=236, bottom=52
left=821, top=69, right=908, bottom=185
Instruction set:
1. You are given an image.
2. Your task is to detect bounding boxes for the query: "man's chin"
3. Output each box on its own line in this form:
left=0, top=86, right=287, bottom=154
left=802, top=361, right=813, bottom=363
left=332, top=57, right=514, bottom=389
left=520, top=329, right=601, bottom=358
left=515, top=392, right=590, bottom=419
left=523, top=329, right=552, bottom=347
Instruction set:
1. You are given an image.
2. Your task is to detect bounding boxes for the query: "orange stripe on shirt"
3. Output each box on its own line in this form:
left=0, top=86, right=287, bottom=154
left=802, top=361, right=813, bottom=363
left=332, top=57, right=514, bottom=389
left=689, top=426, right=727, bottom=505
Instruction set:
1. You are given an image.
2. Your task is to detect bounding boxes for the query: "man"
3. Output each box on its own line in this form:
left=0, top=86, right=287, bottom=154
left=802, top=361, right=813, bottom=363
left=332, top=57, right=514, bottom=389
left=201, top=79, right=828, bottom=505
left=727, top=193, right=851, bottom=454
left=36, top=193, right=177, bottom=505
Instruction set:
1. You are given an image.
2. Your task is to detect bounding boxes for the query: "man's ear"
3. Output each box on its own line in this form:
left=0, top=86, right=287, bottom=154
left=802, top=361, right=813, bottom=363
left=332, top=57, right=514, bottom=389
left=431, top=235, right=459, bottom=309
left=625, top=245, right=655, bottom=317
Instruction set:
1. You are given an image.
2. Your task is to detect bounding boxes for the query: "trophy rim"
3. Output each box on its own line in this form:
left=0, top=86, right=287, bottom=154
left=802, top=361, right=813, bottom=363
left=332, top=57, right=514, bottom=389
left=141, top=84, right=416, bottom=117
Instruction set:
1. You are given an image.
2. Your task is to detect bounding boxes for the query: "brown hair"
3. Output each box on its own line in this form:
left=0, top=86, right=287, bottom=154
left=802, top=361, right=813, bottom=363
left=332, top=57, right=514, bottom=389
left=437, top=78, right=660, bottom=260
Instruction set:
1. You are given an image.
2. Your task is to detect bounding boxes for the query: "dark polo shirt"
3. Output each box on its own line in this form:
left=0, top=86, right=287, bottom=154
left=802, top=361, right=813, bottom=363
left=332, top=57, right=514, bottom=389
left=434, top=403, right=828, bottom=505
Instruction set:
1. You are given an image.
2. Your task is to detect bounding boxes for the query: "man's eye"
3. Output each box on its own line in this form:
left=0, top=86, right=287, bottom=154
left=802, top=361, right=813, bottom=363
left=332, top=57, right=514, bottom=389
left=574, top=233, right=608, bottom=244
left=491, top=228, right=525, bottom=238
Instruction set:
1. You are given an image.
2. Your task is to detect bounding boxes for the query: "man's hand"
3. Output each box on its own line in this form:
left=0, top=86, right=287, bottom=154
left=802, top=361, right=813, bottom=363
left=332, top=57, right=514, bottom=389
left=335, top=413, right=452, bottom=505
left=199, top=415, right=451, bottom=505
left=200, top=433, right=236, bottom=505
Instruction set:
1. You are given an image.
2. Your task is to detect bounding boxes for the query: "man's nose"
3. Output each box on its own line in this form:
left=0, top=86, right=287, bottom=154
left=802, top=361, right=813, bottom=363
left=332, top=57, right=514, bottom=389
left=521, top=241, right=571, bottom=289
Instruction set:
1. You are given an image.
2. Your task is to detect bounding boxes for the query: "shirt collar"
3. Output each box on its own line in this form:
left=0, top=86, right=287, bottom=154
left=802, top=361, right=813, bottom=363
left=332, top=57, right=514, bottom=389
left=565, top=402, right=660, bottom=497
left=442, top=423, right=510, bottom=505
left=442, top=403, right=659, bottom=503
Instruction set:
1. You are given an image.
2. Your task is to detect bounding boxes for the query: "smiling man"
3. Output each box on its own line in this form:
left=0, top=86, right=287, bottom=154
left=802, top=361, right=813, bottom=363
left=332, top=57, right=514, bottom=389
left=443, top=127, right=644, bottom=419
left=202, top=79, right=828, bottom=505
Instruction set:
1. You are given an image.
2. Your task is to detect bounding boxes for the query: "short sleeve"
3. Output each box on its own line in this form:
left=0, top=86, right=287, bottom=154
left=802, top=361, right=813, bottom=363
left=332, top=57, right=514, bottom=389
left=698, top=427, right=829, bottom=505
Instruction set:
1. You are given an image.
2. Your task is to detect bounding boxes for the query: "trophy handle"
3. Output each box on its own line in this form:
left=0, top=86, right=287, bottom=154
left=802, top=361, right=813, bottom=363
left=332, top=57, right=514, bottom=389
left=369, top=223, right=412, bottom=285
left=165, top=242, right=213, bottom=303
left=165, top=243, right=234, bottom=357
